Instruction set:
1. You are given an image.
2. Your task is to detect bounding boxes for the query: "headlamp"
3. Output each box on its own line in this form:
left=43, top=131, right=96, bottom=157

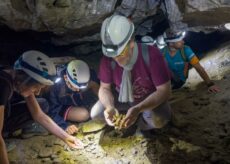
left=66, top=70, right=89, bottom=90
left=103, top=16, right=134, bottom=57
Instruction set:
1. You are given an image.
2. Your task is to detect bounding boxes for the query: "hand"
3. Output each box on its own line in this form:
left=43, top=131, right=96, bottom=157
left=120, top=106, right=141, bottom=129
left=104, top=107, right=118, bottom=126
left=208, top=84, right=220, bottom=93
left=66, top=125, right=79, bottom=135
left=64, top=135, right=84, bottom=149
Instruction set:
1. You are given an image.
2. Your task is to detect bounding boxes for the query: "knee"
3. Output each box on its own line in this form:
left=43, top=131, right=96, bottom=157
left=79, top=109, right=90, bottom=121
left=69, top=107, right=90, bottom=122
left=90, top=101, right=104, bottom=120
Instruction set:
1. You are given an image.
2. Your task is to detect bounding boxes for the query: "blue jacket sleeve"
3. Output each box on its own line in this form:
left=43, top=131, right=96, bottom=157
left=47, top=85, right=68, bottom=130
left=184, top=46, right=195, bottom=61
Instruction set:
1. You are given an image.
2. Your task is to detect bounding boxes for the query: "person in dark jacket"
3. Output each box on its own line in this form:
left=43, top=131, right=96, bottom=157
left=46, top=60, right=99, bottom=135
left=0, top=51, right=84, bottom=164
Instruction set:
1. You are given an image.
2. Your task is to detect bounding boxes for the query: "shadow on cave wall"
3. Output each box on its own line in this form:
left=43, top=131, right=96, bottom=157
left=0, top=26, right=83, bottom=65
left=184, top=31, right=230, bottom=58
left=0, top=25, right=230, bottom=66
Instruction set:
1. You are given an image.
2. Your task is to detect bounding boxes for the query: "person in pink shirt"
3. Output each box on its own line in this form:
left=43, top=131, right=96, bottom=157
left=91, top=15, right=172, bottom=133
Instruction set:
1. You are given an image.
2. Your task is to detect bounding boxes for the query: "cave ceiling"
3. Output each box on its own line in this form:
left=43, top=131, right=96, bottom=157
left=0, top=0, right=230, bottom=46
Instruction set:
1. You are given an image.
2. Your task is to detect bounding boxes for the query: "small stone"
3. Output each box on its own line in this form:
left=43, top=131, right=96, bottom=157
left=53, top=0, right=70, bottom=8
left=119, top=152, right=124, bottom=156
left=41, top=157, right=51, bottom=162
left=140, top=140, right=147, bottom=144
left=51, top=154, right=58, bottom=160
left=38, top=149, right=53, bottom=158
left=54, top=140, right=65, bottom=147
left=203, top=128, right=211, bottom=133
left=118, top=148, right=124, bottom=151
left=132, top=148, right=138, bottom=155
left=141, top=142, right=148, bottom=147
left=53, top=158, right=62, bottom=163
left=90, top=146, right=96, bottom=151
left=116, top=160, right=123, bottom=164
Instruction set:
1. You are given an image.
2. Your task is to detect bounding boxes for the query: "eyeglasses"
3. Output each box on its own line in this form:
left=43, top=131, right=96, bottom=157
left=115, top=43, right=130, bottom=58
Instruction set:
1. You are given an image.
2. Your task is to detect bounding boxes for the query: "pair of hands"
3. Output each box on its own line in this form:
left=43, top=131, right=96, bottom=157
left=65, top=124, right=84, bottom=149
left=104, top=106, right=141, bottom=129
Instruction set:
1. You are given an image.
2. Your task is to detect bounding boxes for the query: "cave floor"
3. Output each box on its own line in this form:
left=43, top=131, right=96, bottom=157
left=7, top=74, right=230, bottom=164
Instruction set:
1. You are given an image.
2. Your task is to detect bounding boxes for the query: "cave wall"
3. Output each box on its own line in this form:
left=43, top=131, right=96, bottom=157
left=0, top=0, right=230, bottom=38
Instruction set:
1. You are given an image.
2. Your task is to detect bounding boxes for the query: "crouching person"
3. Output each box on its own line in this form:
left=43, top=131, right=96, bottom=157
left=91, top=15, right=172, bottom=135
left=0, top=51, right=83, bottom=164
left=162, top=29, right=220, bottom=93
left=45, top=60, right=99, bottom=135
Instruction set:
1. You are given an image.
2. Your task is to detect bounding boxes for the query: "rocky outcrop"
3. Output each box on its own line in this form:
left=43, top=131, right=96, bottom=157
left=0, top=0, right=230, bottom=44
left=0, top=0, right=116, bottom=34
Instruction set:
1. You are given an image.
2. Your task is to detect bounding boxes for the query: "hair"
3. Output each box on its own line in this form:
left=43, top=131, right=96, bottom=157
left=14, top=70, right=41, bottom=87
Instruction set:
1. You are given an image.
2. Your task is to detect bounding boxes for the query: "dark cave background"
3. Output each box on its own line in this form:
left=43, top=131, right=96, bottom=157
left=1, top=25, right=230, bottom=66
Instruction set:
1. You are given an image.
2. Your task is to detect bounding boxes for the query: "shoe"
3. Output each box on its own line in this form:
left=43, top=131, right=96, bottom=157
left=137, top=115, right=154, bottom=131
left=5, top=140, right=16, bottom=152
left=21, top=122, right=49, bottom=139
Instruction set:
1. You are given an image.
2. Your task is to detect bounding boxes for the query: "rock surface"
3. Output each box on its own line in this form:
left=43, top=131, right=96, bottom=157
left=0, top=0, right=230, bottom=44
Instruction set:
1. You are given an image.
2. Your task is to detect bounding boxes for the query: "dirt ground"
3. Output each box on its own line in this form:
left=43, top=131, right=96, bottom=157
left=7, top=43, right=230, bottom=164
left=7, top=74, right=230, bottom=164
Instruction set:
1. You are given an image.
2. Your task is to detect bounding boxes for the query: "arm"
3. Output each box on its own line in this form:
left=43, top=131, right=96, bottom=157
left=135, top=81, right=171, bottom=112
left=25, top=94, right=83, bottom=148
left=193, top=63, right=220, bottom=93
left=98, top=82, right=118, bottom=125
left=121, top=81, right=171, bottom=128
left=0, top=106, right=9, bottom=164
left=115, top=0, right=137, bottom=17
left=160, top=0, right=187, bottom=32
left=48, top=87, right=68, bottom=130
left=193, top=62, right=211, bottom=85
left=98, top=82, right=114, bottom=110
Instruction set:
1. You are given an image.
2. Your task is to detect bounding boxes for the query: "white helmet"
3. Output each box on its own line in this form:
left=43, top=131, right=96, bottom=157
left=156, top=35, right=166, bottom=49
left=66, top=60, right=90, bottom=89
left=141, top=36, right=155, bottom=46
left=101, top=15, right=134, bottom=57
left=163, top=29, right=186, bottom=43
left=14, top=50, right=56, bottom=85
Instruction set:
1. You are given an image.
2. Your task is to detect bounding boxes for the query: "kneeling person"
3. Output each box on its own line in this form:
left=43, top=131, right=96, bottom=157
left=46, top=60, right=99, bottom=135
left=162, top=29, right=220, bottom=93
